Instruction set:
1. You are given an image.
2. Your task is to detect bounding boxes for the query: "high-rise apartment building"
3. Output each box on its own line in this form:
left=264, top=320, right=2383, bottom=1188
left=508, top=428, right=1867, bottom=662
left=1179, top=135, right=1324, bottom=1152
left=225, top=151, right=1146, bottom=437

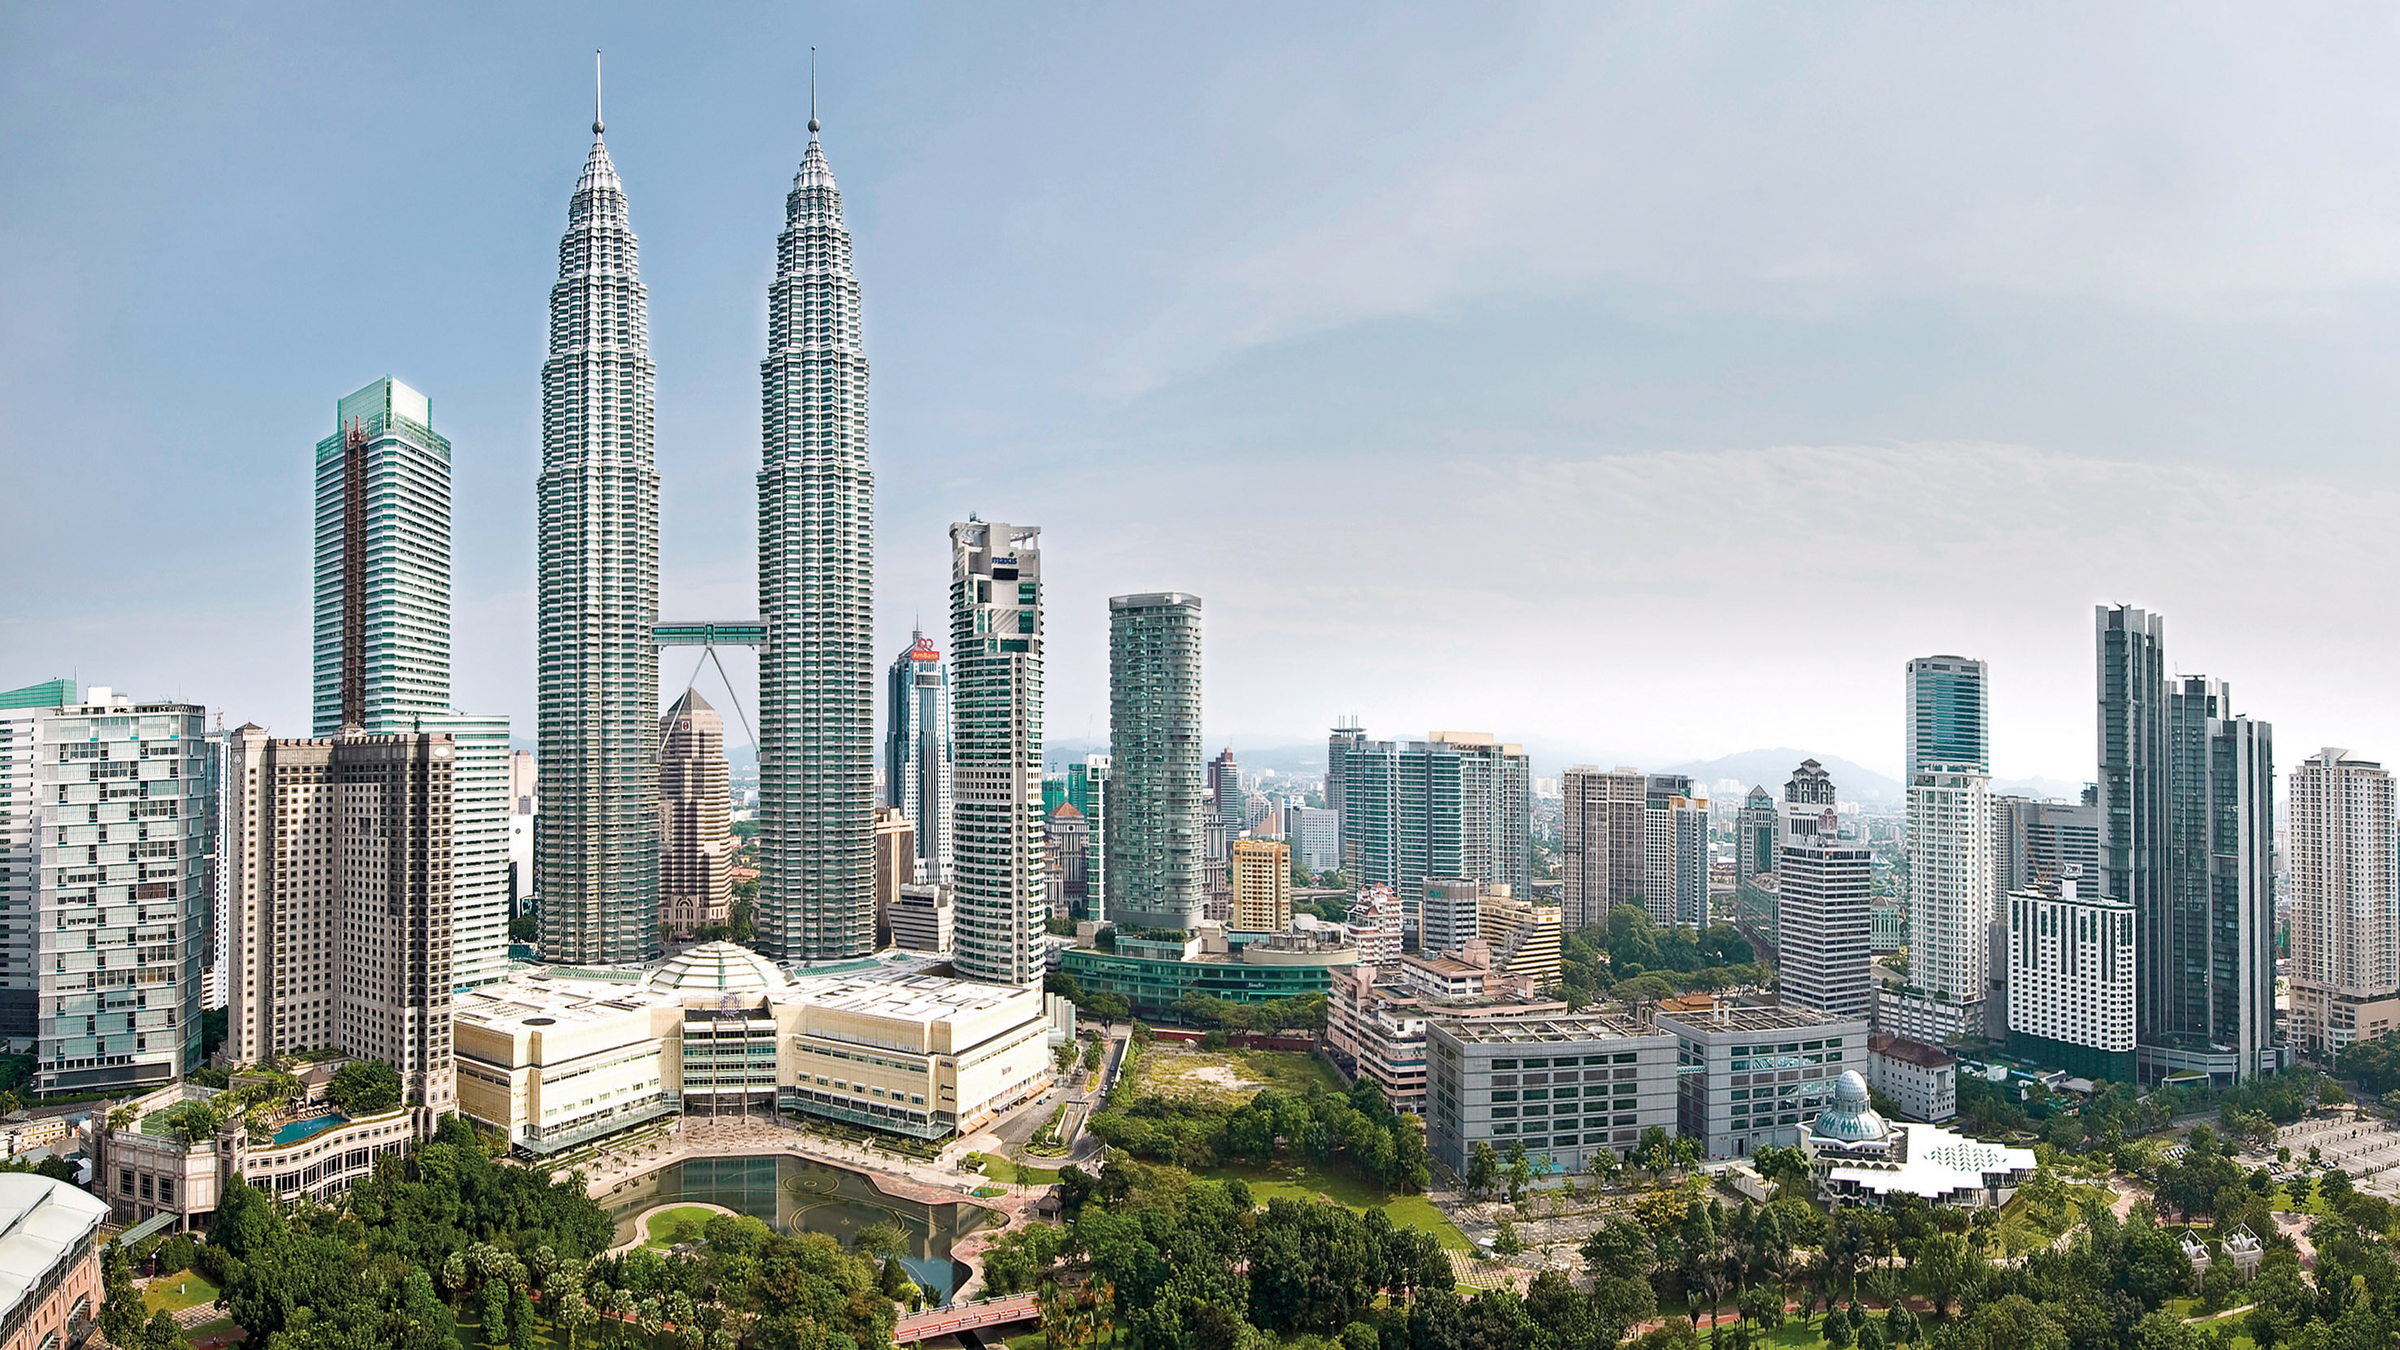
left=1106, top=593, right=1204, bottom=932
left=884, top=632, right=952, bottom=886
left=1886, top=763, right=1992, bottom=1044
left=1478, top=891, right=1563, bottom=987
left=313, top=378, right=453, bottom=735
left=949, top=520, right=1043, bottom=984
left=1776, top=762, right=1872, bottom=1020
left=1230, top=839, right=1292, bottom=933
left=224, top=726, right=455, bottom=1109
left=1561, top=767, right=1646, bottom=930
left=538, top=108, right=660, bottom=966
left=1067, top=755, right=1109, bottom=922
left=1643, top=775, right=1709, bottom=928
left=0, top=678, right=76, bottom=1043
left=422, top=713, right=510, bottom=989
left=1904, top=656, right=1990, bottom=775
left=1735, top=786, right=1777, bottom=886
left=1338, top=731, right=1530, bottom=942
left=2006, top=877, right=2135, bottom=1082
left=757, top=109, right=876, bottom=963
left=22, top=689, right=212, bottom=1090
left=1281, top=805, right=1338, bottom=874
left=2288, top=749, right=2399, bottom=1060
left=1346, top=885, right=1402, bottom=967
left=659, top=690, right=733, bottom=939
left=2094, top=606, right=2278, bottom=1083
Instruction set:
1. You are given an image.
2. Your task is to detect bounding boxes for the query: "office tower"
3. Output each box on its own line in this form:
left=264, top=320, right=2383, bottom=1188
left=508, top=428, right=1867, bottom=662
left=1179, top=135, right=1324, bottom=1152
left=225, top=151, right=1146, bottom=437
left=538, top=103, right=660, bottom=965
left=1735, top=786, right=1777, bottom=885
left=1209, top=749, right=1241, bottom=848
left=873, top=808, right=914, bottom=947
left=659, top=690, right=733, bottom=939
left=1777, top=761, right=1873, bottom=1020
left=949, top=520, right=1043, bottom=984
left=756, top=108, right=876, bottom=964
left=1643, top=774, right=1709, bottom=928
left=1281, top=805, right=1338, bottom=874
left=1887, top=763, right=1992, bottom=1044
left=1106, top=593, right=1204, bottom=931
left=2006, top=877, right=2135, bottom=1082
left=313, top=378, right=453, bottom=735
left=1560, top=766, right=1646, bottom=930
left=1992, top=796, right=2100, bottom=898
left=2096, top=606, right=2277, bottom=1083
left=1421, top=879, right=1481, bottom=956
left=0, top=680, right=77, bottom=1044
left=26, top=691, right=211, bottom=1093
left=891, top=882, right=953, bottom=954
left=311, top=376, right=507, bottom=989
left=1327, top=719, right=1366, bottom=870
left=1903, top=656, right=1990, bottom=775
left=1230, top=839, right=1292, bottom=932
left=1067, top=755, right=1109, bottom=922
left=224, top=725, right=455, bottom=1108
left=1338, top=731, right=1530, bottom=942
left=884, top=631, right=952, bottom=885
left=2289, top=750, right=2399, bottom=1059
left=1478, top=891, right=1563, bottom=987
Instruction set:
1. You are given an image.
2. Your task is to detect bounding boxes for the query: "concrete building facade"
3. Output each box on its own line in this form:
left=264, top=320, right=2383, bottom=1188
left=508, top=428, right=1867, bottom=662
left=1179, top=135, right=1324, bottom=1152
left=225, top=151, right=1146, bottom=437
left=1425, top=1012, right=1681, bottom=1176
left=2288, top=748, right=2397, bottom=1060
left=948, top=521, right=1044, bottom=985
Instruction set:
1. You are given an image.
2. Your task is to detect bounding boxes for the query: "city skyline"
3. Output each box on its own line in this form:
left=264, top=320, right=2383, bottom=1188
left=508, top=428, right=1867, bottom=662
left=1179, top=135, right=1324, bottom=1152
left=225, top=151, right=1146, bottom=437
left=22, top=12, right=2400, bottom=783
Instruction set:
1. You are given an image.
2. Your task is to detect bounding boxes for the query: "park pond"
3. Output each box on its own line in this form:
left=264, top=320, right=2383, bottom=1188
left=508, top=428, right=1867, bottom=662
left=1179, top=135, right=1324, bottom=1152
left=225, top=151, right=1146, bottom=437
left=600, top=1155, right=996, bottom=1302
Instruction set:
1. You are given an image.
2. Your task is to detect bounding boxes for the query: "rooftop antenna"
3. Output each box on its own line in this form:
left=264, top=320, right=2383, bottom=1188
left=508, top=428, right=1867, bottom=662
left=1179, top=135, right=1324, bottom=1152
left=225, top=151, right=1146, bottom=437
left=808, top=47, right=820, bottom=136
left=593, top=50, right=604, bottom=135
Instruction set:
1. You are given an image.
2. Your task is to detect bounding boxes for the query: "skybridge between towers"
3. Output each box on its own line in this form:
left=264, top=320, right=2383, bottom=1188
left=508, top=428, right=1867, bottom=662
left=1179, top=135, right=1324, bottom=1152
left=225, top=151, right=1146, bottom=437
left=653, top=621, right=765, bottom=648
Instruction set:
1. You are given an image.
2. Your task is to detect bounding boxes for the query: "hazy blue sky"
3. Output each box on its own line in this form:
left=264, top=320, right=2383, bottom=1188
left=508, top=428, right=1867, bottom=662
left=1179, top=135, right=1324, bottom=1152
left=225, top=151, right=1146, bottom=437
left=11, top=5, right=2400, bottom=784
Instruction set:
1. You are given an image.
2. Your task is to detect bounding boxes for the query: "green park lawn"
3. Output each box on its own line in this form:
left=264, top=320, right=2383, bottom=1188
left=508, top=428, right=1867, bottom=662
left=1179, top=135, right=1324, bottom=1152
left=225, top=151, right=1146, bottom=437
left=1204, top=1157, right=1472, bottom=1252
left=642, top=1205, right=726, bottom=1248
left=980, top=1158, right=1065, bottom=1186
left=146, top=1270, right=221, bottom=1315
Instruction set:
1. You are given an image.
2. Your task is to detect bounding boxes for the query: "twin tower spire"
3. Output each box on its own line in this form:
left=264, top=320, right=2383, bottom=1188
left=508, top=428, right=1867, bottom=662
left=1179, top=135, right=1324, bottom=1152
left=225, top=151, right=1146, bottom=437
left=537, top=55, right=872, bottom=966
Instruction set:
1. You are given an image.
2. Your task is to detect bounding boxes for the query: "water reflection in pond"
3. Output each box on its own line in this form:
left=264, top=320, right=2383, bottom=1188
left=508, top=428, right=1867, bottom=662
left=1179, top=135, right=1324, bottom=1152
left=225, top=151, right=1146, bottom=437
left=601, top=1155, right=996, bottom=1302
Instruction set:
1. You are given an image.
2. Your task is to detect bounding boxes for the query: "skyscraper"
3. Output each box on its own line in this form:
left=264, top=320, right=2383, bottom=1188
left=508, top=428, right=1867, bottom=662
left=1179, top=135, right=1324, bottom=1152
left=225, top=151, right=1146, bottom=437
left=314, top=378, right=452, bottom=735
left=2288, top=749, right=2398, bottom=1060
left=537, top=98, right=660, bottom=965
left=1327, top=719, right=1366, bottom=871
left=1106, top=593, right=1204, bottom=932
left=884, top=632, right=952, bottom=885
left=1889, top=763, right=1992, bottom=1044
left=659, top=690, right=733, bottom=939
left=1339, top=732, right=1529, bottom=942
left=1643, top=774, right=1709, bottom=928
left=1068, top=755, right=1110, bottom=922
left=1209, top=747, right=1241, bottom=852
left=1992, top=796, right=2099, bottom=898
left=949, top=520, right=1043, bottom=985
left=1777, top=760, right=1873, bottom=1020
left=2095, top=606, right=2278, bottom=1083
left=1734, top=786, right=1777, bottom=885
left=0, top=678, right=75, bottom=1044
left=1560, top=766, right=1646, bottom=930
left=314, top=378, right=510, bottom=988
left=1903, top=656, right=1990, bottom=776
left=757, top=97, right=876, bottom=964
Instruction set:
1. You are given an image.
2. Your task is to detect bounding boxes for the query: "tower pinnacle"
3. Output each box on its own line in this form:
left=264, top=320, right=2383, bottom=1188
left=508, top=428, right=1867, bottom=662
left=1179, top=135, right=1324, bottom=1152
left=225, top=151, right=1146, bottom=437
left=808, top=47, right=820, bottom=136
left=593, top=50, right=604, bottom=136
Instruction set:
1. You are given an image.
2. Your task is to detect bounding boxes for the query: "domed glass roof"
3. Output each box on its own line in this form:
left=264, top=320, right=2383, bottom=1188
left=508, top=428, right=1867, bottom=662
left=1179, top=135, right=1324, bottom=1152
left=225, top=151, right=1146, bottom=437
left=1811, top=1069, right=1890, bottom=1143
left=647, top=941, right=788, bottom=993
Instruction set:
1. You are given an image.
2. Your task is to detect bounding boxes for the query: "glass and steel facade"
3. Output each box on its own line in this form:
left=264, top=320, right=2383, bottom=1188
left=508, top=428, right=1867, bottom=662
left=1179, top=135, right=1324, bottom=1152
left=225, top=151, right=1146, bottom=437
left=537, top=124, right=661, bottom=965
left=313, top=378, right=452, bottom=736
left=884, top=632, right=952, bottom=887
left=758, top=126, right=876, bottom=963
left=949, top=521, right=1043, bottom=985
left=1903, top=655, right=1989, bottom=776
left=1336, top=732, right=1530, bottom=943
left=1106, top=593, right=1203, bottom=932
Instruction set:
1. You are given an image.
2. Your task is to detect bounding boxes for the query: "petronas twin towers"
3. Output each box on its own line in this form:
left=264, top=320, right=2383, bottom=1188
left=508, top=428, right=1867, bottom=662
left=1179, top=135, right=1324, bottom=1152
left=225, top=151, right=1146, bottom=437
left=537, top=78, right=872, bottom=965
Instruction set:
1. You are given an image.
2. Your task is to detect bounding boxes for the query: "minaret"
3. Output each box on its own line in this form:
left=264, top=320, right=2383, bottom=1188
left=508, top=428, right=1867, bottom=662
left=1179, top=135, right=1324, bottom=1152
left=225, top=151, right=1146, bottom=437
left=537, top=56, right=662, bottom=965
left=758, top=59, right=876, bottom=960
